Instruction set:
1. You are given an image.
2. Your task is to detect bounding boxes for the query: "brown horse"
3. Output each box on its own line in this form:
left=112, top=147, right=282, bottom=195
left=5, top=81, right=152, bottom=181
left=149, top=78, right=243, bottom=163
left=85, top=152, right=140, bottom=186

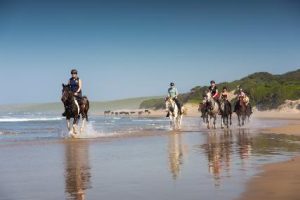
left=235, top=98, right=247, bottom=127
left=220, top=99, right=232, bottom=128
left=61, top=84, right=89, bottom=136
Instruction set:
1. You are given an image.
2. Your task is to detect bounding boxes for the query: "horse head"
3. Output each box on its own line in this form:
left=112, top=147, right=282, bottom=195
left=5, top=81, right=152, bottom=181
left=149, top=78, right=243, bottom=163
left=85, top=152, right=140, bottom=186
left=198, top=103, right=204, bottom=112
left=61, top=84, right=73, bottom=104
left=239, top=97, right=247, bottom=108
left=165, top=97, right=176, bottom=112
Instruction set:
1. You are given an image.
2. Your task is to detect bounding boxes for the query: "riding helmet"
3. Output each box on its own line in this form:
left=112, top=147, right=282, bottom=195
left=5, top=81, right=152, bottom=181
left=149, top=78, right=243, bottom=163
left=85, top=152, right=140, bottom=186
left=170, top=82, right=175, bottom=86
left=210, top=80, right=215, bottom=84
left=71, top=69, right=78, bottom=74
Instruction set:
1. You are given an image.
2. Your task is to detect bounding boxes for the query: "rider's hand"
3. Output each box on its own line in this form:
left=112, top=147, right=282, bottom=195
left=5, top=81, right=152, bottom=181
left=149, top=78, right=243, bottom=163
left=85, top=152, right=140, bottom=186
left=74, top=92, right=78, bottom=96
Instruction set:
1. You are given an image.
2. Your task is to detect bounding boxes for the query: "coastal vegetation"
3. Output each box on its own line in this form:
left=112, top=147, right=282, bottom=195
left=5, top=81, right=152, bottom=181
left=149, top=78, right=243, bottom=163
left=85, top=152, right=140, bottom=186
left=140, top=69, right=300, bottom=111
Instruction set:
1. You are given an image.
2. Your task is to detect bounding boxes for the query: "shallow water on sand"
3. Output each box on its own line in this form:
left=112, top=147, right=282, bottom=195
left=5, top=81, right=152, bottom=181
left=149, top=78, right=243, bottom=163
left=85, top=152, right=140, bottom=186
left=0, top=114, right=299, bottom=200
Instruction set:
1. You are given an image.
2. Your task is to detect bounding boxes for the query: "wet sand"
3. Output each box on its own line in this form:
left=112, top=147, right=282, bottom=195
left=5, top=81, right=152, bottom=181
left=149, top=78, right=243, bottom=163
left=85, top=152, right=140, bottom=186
left=238, top=156, right=300, bottom=200
left=239, top=112, right=300, bottom=200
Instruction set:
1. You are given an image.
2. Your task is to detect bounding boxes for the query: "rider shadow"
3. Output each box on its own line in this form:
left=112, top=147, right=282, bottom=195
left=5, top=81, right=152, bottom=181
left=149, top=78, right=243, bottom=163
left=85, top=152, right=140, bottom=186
left=64, top=141, right=92, bottom=200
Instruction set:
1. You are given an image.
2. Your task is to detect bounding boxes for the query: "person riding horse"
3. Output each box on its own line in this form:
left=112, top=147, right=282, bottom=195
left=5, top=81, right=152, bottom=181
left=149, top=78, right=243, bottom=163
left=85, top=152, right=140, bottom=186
left=166, top=82, right=182, bottom=117
left=209, top=80, right=221, bottom=114
left=221, top=86, right=230, bottom=103
left=208, top=80, right=220, bottom=101
left=62, top=69, right=83, bottom=117
left=234, top=88, right=252, bottom=113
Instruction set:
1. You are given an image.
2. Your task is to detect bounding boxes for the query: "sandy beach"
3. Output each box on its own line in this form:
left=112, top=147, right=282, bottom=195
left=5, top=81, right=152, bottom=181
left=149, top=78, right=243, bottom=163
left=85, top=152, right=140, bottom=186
left=238, top=156, right=300, bottom=200
left=237, top=110, right=300, bottom=200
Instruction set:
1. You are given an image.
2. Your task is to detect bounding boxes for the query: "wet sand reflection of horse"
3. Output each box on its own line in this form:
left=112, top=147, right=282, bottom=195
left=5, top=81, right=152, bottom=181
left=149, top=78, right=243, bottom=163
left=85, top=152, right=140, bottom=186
left=64, top=142, right=92, bottom=200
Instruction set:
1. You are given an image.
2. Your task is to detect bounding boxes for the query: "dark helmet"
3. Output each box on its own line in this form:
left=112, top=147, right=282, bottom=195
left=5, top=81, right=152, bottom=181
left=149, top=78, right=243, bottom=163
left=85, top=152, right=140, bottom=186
left=71, top=69, right=78, bottom=74
left=170, top=82, right=175, bottom=86
left=223, top=86, right=227, bottom=90
left=210, top=80, right=215, bottom=84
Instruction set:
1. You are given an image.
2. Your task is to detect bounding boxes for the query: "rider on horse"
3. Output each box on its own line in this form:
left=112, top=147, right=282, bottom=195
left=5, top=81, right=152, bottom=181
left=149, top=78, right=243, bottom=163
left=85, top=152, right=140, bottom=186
left=234, top=87, right=250, bottom=112
left=208, top=80, right=220, bottom=101
left=221, top=86, right=230, bottom=102
left=166, top=82, right=182, bottom=117
left=62, top=69, right=83, bottom=116
left=209, top=80, right=221, bottom=114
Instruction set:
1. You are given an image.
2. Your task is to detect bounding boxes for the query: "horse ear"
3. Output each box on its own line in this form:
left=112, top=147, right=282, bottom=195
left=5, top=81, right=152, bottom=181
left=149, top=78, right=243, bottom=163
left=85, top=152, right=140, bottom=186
left=62, top=83, right=65, bottom=87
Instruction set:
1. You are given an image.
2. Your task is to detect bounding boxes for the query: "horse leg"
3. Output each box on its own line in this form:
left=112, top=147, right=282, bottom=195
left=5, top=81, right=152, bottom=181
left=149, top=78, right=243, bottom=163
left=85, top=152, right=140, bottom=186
left=66, top=119, right=71, bottom=131
left=73, top=116, right=79, bottom=134
left=178, top=115, right=182, bottom=129
left=226, top=116, right=229, bottom=128
left=80, top=118, right=86, bottom=133
left=207, top=116, right=210, bottom=129
left=169, top=114, right=173, bottom=129
left=80, top=110, right=87, bottom=133
left=238, top=115, right=241, bottom=127
left=66, top=119, right=73, bottom=136
left=213, top=116, right=216, bottom=129
left=221, top=116, right=224, bottom=129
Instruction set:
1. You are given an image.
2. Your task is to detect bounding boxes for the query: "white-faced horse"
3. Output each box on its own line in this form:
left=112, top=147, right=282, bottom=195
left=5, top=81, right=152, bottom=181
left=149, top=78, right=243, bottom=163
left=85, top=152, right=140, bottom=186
left=204, top=93, right=219, bottom=129
left=165, top=97, right=183, bottom=130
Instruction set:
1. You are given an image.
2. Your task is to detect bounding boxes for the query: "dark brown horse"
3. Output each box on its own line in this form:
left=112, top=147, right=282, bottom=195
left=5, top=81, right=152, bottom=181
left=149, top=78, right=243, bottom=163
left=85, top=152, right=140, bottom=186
left=235, top=98, right=247, bottom=127
left=220, top=99, right=232, bottom=128
left=61, top=84, right=89, bottom=135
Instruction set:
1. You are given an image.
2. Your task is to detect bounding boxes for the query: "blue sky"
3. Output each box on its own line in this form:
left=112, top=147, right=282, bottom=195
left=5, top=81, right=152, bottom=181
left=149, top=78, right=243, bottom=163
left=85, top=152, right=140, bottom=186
left=0, top=0, right=300, bottom=104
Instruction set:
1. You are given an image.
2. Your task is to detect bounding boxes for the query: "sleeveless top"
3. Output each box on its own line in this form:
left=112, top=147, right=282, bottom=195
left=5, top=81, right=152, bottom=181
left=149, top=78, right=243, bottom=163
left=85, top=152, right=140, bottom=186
left=69, top=77, right=82, bottom=95
left=209, top=86, right=218, bottom=96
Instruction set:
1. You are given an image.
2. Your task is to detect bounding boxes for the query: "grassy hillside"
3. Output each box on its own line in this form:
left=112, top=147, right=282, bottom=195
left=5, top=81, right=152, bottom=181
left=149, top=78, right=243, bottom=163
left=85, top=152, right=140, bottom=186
left=139, top=69, right=300, bottom=111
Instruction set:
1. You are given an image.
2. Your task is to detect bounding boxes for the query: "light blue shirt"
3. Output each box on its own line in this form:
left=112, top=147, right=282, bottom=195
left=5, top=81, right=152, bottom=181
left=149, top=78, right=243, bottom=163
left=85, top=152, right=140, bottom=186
left=168, top=87, right=178, bottom=98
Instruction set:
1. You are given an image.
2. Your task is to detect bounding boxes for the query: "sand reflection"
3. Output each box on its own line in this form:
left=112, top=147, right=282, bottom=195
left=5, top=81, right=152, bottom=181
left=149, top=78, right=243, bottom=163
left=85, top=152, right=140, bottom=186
left=168, top=133, right=188, bottom=179
left=202, top=129, right=253, bottom=187
left=64, top=141, right=92, bottom=200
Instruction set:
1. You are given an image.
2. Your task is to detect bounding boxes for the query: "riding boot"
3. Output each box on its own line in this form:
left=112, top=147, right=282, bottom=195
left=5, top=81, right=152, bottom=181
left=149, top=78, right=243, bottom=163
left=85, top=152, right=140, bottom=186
left=62, top=106, right=67, bottom=117
left=174, top=98, right=182, bottom=115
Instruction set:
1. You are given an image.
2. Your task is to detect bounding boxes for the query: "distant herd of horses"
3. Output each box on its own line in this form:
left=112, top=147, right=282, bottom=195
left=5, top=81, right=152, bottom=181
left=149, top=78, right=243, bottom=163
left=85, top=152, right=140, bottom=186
left=61, top=84, right=253, bottom=136
left=104, top=110, right=151, bottom=116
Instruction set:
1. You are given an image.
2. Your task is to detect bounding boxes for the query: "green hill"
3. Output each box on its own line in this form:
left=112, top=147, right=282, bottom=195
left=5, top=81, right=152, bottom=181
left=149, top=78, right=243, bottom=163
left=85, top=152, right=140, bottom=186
left=139, top=69, right=300, bottom=111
